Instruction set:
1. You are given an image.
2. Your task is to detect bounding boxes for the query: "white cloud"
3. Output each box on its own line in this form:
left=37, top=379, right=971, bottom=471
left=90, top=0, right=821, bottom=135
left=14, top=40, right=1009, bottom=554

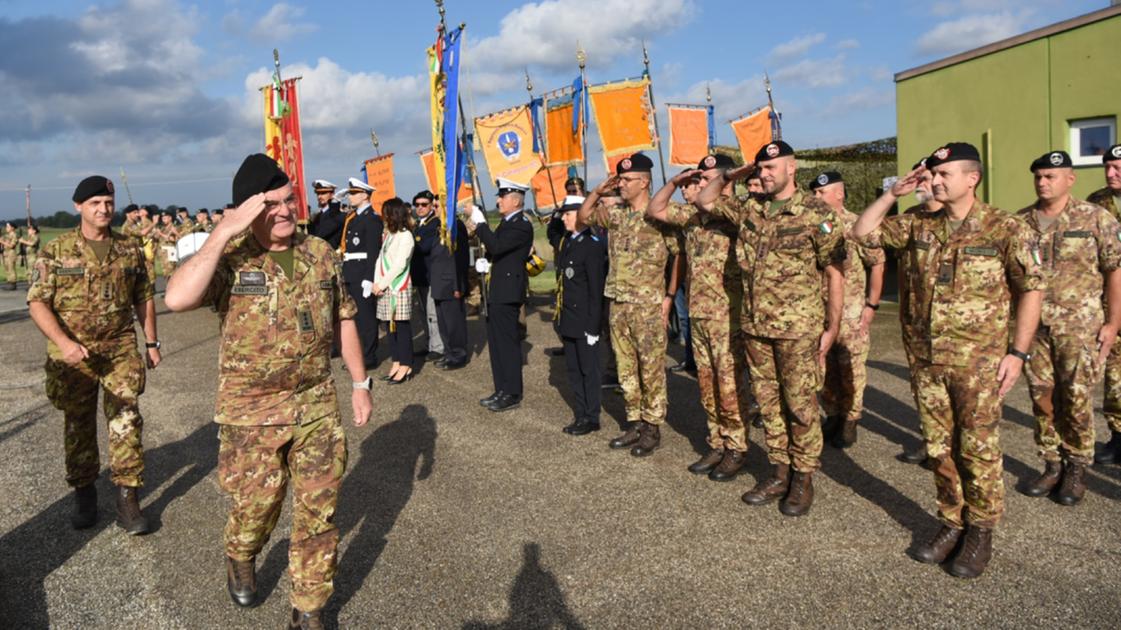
left=916, top=10, right=1034, bottom=56
left=835, top=38, right=860, bottom=50
left=767, top=33, right=826, bottom=63
left=249, top=3, right=317, bottom=43
left=772, top=54, right=848, bottom=88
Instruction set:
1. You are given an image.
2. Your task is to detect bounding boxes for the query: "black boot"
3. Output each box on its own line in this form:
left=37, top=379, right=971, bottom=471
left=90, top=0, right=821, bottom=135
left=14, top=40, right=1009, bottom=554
left=226, top=556, right=257, bottom=608
left=115, top=485, right=150, bottom=535
left=71, top=484, right=97, bottom=530
left=1094, top=431, right=1121, bottom=465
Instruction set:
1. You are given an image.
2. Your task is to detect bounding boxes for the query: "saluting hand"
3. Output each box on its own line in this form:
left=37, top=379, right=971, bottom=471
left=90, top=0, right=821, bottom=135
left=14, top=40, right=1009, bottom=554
left=216, top=193, right=267, bottom=236
left=593, top=176, right=620, bottom=196
left=890, top=165, right=927, bottom=198
left=724, top=163, right=756, bottom=181
left=670, top=169, right=702, bottom=186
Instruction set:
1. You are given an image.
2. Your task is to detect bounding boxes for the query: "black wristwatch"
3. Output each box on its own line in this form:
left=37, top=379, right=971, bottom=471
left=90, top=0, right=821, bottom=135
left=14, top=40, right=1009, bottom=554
left=864, top=302, right=880, bottom=311
left=1007, top=347, right=1031, bottom=362
left=145, top=340, right=161, bottom=349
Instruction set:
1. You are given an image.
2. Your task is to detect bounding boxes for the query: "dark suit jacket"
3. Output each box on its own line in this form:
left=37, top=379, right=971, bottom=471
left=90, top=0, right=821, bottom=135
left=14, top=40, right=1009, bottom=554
left=429, top=219, right=470, bottom=300
left=556, top=229, right=607, bottom=338
left=412, top=214, right=441, bottom=286
left=340, top=207, right=383, bottom=288
left=310, top=201, right=345, bottom=249
left=475, top=210, right=534, bottom=305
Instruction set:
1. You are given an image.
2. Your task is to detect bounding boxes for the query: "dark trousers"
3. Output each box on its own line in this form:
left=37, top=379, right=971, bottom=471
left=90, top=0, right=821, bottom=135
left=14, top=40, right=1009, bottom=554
left=486, top=302, right=523, bottom=397
left=347, top=283, right=379, bottom=368
left=384, top=319, right=413, bottom=367
left=563, top=335, right=602, bottom=423
left=436, top=297, right=468, bottom=364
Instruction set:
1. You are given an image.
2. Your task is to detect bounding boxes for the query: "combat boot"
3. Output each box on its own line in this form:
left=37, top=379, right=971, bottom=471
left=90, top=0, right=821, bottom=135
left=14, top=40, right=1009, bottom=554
left=687, top=448, right=724, bottom=474
left=115, top=485, right=150, bottom=535
left=71, top=483, right=97, bottom=530
left=1094, top=431, right=1121, bottom=465
left=832, top=419, right=858, bottom=448
left=1056, top=461, right=1086, bottom=506
left=779, top=471, right=814, bottom=517
left=708, top=449, right=747, bottom=482
left=226, top=556, right=257, bottom=607
left=821, top=414, right=842, bottom=441
left=289, top=608, right=323, bottom=630
left=609, top=422, right=641, bottom=450
left=741, top=463, right=790, bottom=505
left=630, top=422, right=661, bottom=457
left=746, top=404, right=762, bottom=429
left=948, top=525, right=993, bottom=579
left=911, top=525, right=963, bottom=564
left=899, top=442, right=928, bottom=465
left=1022, top=460, right=1062, bottom=497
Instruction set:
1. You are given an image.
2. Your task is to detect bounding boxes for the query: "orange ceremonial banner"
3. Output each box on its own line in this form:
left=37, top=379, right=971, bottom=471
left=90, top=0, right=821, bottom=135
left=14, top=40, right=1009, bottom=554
left=731, top=106, right=773, bottom=164
left=364, top=154, right=396, bottom=213
left=544, top=99, right=582, bottom=166
left=474, top=105, right=542, bottom=187
left=589, top=78, right=655, bottom=171
left=531, top=166, right=569, bottom=211
left=419, top=149, right=475, bottom=207
left=667, top=105, right=710, bottom=168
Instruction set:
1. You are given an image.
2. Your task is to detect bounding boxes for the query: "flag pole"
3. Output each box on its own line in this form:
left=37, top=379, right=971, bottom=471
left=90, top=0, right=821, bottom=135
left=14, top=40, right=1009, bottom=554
left=458, top=97, right=486, bottom=208
left=120, top=167, right=135, bottom=205
left=370, top=129, right=380, bottom=157
left=576, top=44, right=589, bottom=183
left=706, top=83, right=715, bottom=149
left=642, top=42, right=668, bottom=185
left=25, top=185, right=32, bottom=227
left=764, top=72, right=780, bottom=140
left=525, top=69, right=558, bottom=222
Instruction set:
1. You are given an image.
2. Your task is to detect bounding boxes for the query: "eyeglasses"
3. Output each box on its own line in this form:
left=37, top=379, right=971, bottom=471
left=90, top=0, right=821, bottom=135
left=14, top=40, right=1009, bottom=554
left=415, top=201, right=431, bottom=207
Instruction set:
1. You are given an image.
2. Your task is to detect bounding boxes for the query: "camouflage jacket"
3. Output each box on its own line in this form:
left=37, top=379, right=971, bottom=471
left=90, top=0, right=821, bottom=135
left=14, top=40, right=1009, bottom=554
left=1088, top=186, right=1120, bottom=219
left=121, top=219, right=142, bottom=241
left=862, top=200, right=1046, bottom=366
left=204, top=232, right=357, bottom=426
left=1017, top=197, right=1121, bottom=339
left=588, top=200, right=682, bottom=304
left=0, top=231, right=16, bottom=256
left=663, top=200, right=742, bottom=323
left=708, top=188, right=846, bottom=339
left=833, top=208, right=885, bottom=326
left=27, top=227, right=153, bottom=356
left=895, top=203, right=933, bottom=341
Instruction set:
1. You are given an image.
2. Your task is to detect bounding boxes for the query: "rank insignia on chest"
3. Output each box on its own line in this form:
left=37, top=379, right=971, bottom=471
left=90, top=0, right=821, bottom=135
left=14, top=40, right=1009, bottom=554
left=102, top=284, right=111, bottom=300
left=352, top=237, right=360, bottom=246
left=239, top=271, right=266, bottom=286
left=319, top=280, right=334, bottom=290
left=937, top=261, right=953, bottom=284
left=298, top=309, right=314, bottom=332
left=818, top=221, right=834, bottom=234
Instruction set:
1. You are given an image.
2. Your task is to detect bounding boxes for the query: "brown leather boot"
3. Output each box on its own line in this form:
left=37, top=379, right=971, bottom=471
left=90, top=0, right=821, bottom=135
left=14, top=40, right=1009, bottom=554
left=1057, top=461, right=1086, bottom=506
left=115, top=486, right=150, bottom=535
left=687, top=448, right=724, bottom=474
left=630, top=422, right=661, bottom=457
left=609, top=423, right=642, bottom=449
left=949, top=525, right=993, bottom=579
left=71, top=483, right=97, bottom=530
left=832, top=419, right=858, bottom=448
left=779, top=471, right=814, bottom=517
left=709, top=449, right=747, bottom=481
left=912, top=525, right=963, bottom=564
left=226, top=556, right=257, bottom=607
left=289, top=608, right=324, bottom=630
left=1023, top=460, right=1062, bottom=497
left=741, top=463, right=790, bottom=505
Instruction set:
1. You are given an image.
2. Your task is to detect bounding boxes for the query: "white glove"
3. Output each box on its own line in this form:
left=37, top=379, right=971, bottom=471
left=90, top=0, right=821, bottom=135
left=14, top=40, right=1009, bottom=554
left=585, top=333, right=599, bottom=346
left=470, top=207, right=486, bottom=225
left=475, top=259, right=491, bottom=274
left=361, top=280, right=374, bottom=299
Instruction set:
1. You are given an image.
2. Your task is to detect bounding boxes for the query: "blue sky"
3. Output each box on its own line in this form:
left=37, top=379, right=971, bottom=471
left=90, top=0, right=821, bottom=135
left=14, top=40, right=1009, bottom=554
left=0, top=0, right=1108, bottom=219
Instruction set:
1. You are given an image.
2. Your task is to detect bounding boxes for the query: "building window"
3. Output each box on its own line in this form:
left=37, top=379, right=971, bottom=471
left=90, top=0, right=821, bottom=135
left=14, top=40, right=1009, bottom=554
left=1070, top=117, right=1116, bottom=166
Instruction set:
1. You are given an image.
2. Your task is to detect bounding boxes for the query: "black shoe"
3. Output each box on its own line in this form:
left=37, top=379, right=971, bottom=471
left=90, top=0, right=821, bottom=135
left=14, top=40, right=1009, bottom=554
left=546, top=347, right=565, bottom=356
left=601, top=374, right=619, bottom=388
left=1094, top=431, right=1121, bottom=465
left=441, top=359, right=467, bottom=371
left=226, top=556, right=257, bottom=608
left=71, top=483, right=97, bottom=530
left=751, top=414, right=764, bottom=429
left=387, top=370, right=414, bottom=385
left=425, top=351, right=443, bottom=361
left=487, top=394, right=521, bottom=412
left=434, top=357, right=448, bottom=368
left=379, top=374, right=395, bottom=382
left=821, top=415, right=842, bottom=441
left=899, top=442, right=928, bottom=464
left=564, top=418, right=601, bottom=436
left=667, top=362, right=687, bottom=373
left=480, top=391, right=503, bottom=406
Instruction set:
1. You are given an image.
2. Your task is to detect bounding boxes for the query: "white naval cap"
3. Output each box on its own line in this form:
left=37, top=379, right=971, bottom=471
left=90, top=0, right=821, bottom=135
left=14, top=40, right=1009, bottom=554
left=558, top=195, right=585, bottom=213
left=495, top=178, right=530, bottom=196
left=313, top=179, right=337, bottom=191
left=346, top=177, right=375, bottom=193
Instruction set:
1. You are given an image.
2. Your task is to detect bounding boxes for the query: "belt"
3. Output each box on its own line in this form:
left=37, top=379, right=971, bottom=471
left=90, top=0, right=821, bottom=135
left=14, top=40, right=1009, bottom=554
left=343, top=252, right=368, bottom=261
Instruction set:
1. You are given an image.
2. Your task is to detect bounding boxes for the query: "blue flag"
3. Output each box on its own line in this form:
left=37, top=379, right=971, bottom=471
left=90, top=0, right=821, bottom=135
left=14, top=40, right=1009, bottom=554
left=441, top=25, right=465, bottom=242
left=571, top=75, right=588, bottom=135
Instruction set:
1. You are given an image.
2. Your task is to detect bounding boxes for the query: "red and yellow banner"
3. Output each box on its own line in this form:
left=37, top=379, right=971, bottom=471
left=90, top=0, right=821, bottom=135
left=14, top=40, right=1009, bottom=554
left=363, top=154, right=396, bottom=213
left=544, top=98, right=583, bottom=166
left=419, top=149, right=475, bottom=207
left=531, top=166, right=569, bottom=211
left=589, top=78, right=655, bottom=171
left=668, top=105, right=710, bottom=168
left=263, top=77, right=309, bottom=222
left=730, top=106, right=773, bottom=164
left=474, top=105, right=543, bottom=187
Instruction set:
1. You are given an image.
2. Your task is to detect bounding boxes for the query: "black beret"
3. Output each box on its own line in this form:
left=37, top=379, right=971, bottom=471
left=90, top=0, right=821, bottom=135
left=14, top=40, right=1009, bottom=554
left=72, top=175, right=115, bottom=203
left=123, top=203, right=139, bottom=213
left=212, top=208, right=224, bottom=215
left=926, top=142, right=981, bottom=168
left=413, top=190, right=435, bottom=203
left=232, top=153, right=290, bottom=207
left=809, top=171, right=843, bottom=190
left=697, top=154, right=737, bottom=171
left=564, top=176, right=585, bottom=187
left=754, top=140, right=795, bottom=163
left=912, top=157, right=928, bottom=170
left=1104, top=144, right=1121, bottom=163
left=1030, top=150, right=1073, bottom=172
left=616, top=152, right=654, bottom=174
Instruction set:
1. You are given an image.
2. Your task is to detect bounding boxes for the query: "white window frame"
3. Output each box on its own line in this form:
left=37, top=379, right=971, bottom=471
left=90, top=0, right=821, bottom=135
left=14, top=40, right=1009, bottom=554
left=1069, top=117, right=1116, bottom=166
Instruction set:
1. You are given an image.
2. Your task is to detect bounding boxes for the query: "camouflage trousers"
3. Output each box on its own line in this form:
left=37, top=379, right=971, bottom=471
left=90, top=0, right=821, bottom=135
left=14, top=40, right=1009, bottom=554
left=1101, top=339, right=1121, bottom=434
left=1026, top=331, right=1101, bottom=464
left=610, top=300, right=667, bottom=425
left=44, top=344, right=146, bottom=488
left=218, top=413, right=347, bottom=612
left=744, top=335, right=823, bottom=472
left=692, top=317, right=753, bottom=452
left=822, top=320, right=870, bottom=422
left=913, top=357, right=1004, bottom=528
left=2, top=252, right=15, bottom=283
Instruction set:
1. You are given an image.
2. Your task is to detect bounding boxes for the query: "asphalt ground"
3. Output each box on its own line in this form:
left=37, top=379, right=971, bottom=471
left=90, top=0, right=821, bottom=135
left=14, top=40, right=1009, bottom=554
left=1, top=287, right=1119, bottom=629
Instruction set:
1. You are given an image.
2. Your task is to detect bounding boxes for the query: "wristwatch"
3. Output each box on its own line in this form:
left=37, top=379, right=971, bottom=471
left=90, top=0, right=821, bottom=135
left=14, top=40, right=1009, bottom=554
left=145, top=341, right=161, bottom=349
left=864, top=302, right=880, bottom=311
left=1007, top=348, right=1031, bottom=362
left=353, top=377, right=373, bottom=391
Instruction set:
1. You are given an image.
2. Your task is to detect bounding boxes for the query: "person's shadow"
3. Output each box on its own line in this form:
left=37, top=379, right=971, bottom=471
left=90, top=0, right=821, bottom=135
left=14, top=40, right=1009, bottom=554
left=462, top=542, right=585, bottom=630
left=316, top=404, right=437, bottom=626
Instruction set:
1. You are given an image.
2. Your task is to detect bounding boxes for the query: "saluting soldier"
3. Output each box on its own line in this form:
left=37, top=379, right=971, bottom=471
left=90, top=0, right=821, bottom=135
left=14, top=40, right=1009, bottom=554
left=853, top=142, right=1044, bottom=579
left=579, top=153, right=683, bottom=457
left=647, top=154, right=757, bottom=481
left=1089, top=144, right=1121, bottom=465
left=309, top=179, right=345, bottom=249
left=27, top=175, right=161, bottom=534
left=195, top=210, right=213, bottom=233
left=164, top=154, right=372, bottom=629
left=1016, top=150, right=1121, bottom=504
left=176, top=207, right=196, bottom=233
left=339, top=177, right=384, bottom=369
left=810, top=170, right=886, bottom=448
left=695, top=141, right=845, bottom=516
left=467, top=179, right=535, bottom=412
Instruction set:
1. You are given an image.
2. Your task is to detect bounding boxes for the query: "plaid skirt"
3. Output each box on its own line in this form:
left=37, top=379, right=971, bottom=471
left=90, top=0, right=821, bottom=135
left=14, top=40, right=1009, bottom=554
left=376, top=287, right=415, bottom=321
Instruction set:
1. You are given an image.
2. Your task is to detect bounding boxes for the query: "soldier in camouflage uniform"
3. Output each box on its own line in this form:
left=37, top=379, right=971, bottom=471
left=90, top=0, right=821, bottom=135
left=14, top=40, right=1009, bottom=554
left=194, top=209, right=214, bottom=233
left=1089, top=144, right=1121, bottom=465
left=579, top=152, right=683, bottom=457
left=27, top=175, right=162, bottom=535
left=20, top=224, right=41, bottom=274
left=1016, top=151, right=1121, bottom=505
left=1, top=222, right=18, bottom=289
left=695, top=141, right=845, bottom=517
left=854, top=142, right=1045, bottom=579
left=164, top=154, right=372, bottom=630
left=176, top=207, right=196, bottom=233
left=647, top=154, right=757, bottom=481
left=810, top=171, right=886, bottom=448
